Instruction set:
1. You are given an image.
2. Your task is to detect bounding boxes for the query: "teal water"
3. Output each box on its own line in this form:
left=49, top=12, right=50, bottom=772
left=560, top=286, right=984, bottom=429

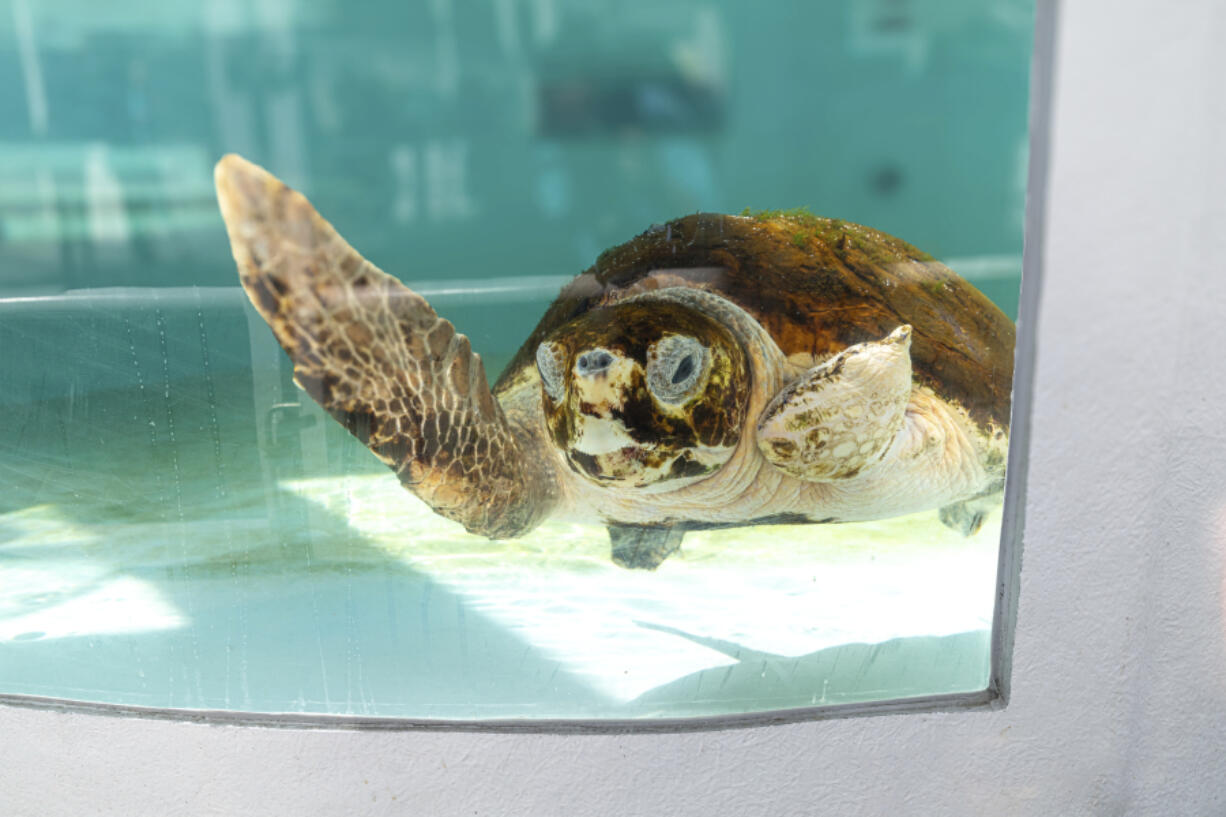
left=0, top=0, right=1032, bottom=719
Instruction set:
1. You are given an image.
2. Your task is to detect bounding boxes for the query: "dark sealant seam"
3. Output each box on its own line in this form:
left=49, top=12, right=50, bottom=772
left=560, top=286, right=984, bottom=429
left=0, top=688, right=998, bottom=734
left=988, top=0, right=1057, bottom=708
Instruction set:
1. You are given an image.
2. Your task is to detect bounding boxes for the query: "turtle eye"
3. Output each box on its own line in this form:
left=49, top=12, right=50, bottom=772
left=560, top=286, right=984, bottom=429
left=646, top=335, right=708, bottom=405
left=535, top=341, right=567, bottom=402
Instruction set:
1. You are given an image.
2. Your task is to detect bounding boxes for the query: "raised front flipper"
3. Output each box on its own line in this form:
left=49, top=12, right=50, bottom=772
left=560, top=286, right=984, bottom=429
left=756, top=325, right=913, bottom=481
left=214, top=155, right=556, bottom=538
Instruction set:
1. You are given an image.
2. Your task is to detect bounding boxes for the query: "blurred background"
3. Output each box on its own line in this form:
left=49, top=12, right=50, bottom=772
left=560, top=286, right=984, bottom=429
left=0, top=0, right=1032, bottom=309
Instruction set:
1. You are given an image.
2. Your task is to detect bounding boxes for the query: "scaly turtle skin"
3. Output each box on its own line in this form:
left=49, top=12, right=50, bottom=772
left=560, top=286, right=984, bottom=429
left=215, top=155, right=1014, bottom=570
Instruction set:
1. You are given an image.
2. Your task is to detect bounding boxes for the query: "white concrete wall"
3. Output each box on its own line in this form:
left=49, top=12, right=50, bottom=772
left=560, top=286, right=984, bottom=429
left=4, top=0, right=1226, bottom=813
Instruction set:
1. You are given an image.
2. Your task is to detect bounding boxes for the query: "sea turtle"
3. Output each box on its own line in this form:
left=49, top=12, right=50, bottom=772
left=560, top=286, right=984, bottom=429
left=214, top=155, right=1014, bottom=570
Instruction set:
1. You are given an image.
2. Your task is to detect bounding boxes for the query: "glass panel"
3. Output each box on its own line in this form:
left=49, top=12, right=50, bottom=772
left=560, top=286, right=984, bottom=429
left=0, top=0, right=1033, bottom=719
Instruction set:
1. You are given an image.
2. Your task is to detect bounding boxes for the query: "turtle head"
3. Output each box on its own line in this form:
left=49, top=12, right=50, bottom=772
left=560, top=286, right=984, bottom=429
left=535, top=300, right=749, bottom=492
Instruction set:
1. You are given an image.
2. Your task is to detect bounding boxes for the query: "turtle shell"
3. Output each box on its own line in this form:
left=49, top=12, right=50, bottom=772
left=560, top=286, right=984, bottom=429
left=496, top=212, right=1015, bottom=433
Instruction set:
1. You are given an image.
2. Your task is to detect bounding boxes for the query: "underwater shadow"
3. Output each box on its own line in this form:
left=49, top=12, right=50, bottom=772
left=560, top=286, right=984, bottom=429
left=0, top=479, right=619, bottom=718
left=623, top=622, right=990, bottom=717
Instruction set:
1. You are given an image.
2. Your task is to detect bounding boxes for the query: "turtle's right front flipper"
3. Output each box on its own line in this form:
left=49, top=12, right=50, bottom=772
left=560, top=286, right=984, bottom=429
left=214, top=154, right=556, bottom=538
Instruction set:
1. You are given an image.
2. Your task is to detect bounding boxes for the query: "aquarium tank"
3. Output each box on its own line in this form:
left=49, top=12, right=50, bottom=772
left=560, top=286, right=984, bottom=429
left=0, top=0, right=1034, bottom=722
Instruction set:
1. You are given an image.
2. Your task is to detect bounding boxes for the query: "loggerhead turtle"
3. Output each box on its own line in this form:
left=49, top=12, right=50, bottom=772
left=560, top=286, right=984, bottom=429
left=215, top=155, right=1014, bottom=570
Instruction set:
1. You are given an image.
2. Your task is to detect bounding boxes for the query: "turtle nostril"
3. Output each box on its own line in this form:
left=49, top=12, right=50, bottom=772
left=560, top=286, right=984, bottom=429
left=576, top=350, right=614, bottom=376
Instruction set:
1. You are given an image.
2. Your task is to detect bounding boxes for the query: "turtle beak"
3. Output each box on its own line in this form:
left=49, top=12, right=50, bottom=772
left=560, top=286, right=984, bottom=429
left=572, top=416, right=637, bottom=455
left=567, top=349, right=640, bottom=455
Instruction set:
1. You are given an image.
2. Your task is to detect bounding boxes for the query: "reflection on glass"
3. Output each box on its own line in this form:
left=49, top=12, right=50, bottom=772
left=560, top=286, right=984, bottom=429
left=0, top=0, right=1033, bottom=719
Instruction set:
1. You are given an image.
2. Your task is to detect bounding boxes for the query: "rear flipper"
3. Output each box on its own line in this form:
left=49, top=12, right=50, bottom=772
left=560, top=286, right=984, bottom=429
left=214, top=155, right=555, bottom=538
left=938, top=492, right=1000, bottom=537
left=608, top=525, right=685, bottom=570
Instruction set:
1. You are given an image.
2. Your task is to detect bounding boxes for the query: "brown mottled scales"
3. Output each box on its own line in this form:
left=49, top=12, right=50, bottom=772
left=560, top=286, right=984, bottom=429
left=214, top=155, right=557, bottom=537
left=215, top=156, right=1015, bottom=569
